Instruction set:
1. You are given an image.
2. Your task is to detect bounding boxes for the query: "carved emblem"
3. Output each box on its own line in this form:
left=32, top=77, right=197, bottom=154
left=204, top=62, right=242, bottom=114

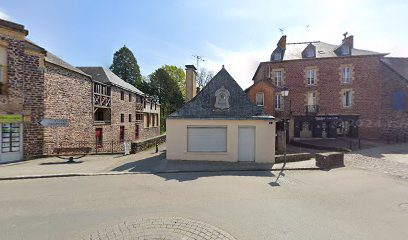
left=214, top=86, right=230, bottom=109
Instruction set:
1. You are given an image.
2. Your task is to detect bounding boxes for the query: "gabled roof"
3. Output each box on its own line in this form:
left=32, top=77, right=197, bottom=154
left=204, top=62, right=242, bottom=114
left=381, top=57, right=408, bottom=82
left=45, top=52, right=91, bottom=77
left=78, top=67, right=144, bottom=95
left=169, top=67, right=273, bottom=120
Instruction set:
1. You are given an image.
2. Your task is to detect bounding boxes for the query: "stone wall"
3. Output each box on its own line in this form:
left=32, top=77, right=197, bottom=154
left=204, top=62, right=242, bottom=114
left=131, top=134, right=166, bottom=153
left=43, top=62, right=94, bottom=155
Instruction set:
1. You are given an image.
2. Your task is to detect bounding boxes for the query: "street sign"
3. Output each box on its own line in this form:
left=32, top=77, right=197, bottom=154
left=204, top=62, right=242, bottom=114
left=38, top=118, right=69, bottom=127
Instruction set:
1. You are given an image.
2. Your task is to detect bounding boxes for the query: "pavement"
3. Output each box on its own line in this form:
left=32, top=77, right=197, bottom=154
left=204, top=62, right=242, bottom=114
left=293, top=137, right=387, bottom=151
left=0, top=145, right=318, bottom=180
left=0, top=165, right=407, bottom=240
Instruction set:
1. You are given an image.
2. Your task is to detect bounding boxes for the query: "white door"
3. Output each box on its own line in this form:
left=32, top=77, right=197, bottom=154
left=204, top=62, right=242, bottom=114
left=187, top=126, right=227, bottom=152
left=238, top=127, right=255, bottom=162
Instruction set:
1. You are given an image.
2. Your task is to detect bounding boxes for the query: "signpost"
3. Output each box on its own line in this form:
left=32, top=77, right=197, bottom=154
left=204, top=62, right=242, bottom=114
left=38, top=118, right=69, bottom=127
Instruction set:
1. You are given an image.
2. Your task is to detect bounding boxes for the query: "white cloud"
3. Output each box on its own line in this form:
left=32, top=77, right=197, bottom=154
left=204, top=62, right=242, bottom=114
left=202, top=43, right=270, bottom=89
left=0, top=9, right=10, bottom=20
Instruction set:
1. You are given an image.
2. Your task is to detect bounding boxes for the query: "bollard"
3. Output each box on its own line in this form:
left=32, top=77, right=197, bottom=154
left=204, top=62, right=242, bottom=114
left=156, top=144, right=159, bottom=153
left=358, top=138, right=361, bottom=149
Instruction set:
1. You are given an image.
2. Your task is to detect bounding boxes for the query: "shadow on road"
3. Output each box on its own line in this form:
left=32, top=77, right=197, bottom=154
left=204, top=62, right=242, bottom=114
left=155, top=170, right=276, bottom=182
left=111, top=152, right=166, bottom=172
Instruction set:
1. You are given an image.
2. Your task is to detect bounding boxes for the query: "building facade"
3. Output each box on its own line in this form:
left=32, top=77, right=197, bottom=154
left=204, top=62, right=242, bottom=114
left=167, top=65, right=276, bottom=163
left=250, top=35, right=408, bottom=140
left=0, top=19, right=160, bottom=163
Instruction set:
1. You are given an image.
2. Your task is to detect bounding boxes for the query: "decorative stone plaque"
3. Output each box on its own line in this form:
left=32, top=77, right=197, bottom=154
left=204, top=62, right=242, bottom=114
left=214, top=86, right=230, bottom=110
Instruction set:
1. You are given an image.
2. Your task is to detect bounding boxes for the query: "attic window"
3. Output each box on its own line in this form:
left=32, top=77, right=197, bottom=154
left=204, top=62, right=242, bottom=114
left=318, top=50, right=325, bottom=54
left=305, top=48, right=315, bottom=58
left=273, top=51, right=282, bottom=61
left=341, top=44, right=350, bottom=55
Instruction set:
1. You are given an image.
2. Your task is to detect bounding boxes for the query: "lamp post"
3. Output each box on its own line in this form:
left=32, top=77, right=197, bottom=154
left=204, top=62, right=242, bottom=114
left=281, top=86, right=290, bottom=166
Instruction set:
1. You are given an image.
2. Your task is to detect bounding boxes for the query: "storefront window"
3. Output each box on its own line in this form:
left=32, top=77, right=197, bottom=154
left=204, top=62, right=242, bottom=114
left=2, top=123, right=20, bottom=152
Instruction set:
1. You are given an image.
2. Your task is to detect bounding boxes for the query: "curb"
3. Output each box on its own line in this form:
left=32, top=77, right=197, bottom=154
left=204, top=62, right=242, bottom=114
left=0, top=167, right=320, bottom=181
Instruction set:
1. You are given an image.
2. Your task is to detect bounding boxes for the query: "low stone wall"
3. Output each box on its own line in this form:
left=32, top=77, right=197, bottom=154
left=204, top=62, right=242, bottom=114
left=275, top=153, right=312, bottom=163
left=315, top=152, right=344, bottom=169
left=131, top=134, right=166, bottom=153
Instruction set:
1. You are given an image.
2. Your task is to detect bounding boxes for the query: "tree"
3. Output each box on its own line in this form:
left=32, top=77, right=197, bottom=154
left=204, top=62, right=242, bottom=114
left=148, top=67, right=184, bottom=131
left=197, top=68, right=214, bottom=89
left=110, top=45, right=142, bottom=86
left=162, top=65, right=186, bottom=100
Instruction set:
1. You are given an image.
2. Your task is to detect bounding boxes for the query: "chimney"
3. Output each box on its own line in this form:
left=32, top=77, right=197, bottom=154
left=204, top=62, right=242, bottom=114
left=342, top=34, right=354, bottom=49
left=185, top=65, right=197, bottom=101
left=277, top=35, right=287, bottom=49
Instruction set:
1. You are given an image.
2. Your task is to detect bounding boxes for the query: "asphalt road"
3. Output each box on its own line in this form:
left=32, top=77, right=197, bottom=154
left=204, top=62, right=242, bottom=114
left=1, top=167, right=408, bottom=240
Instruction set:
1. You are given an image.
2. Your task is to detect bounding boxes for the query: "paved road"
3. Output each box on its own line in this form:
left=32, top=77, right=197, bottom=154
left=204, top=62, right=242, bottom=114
left=1, top=167, right=407, bottom=240
left=345, top=143, right=408, bottom=179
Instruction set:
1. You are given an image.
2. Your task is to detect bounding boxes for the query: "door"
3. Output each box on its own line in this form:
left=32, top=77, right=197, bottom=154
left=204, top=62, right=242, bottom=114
left=95, top=128, right=103, bottom=148
left=238, top=126, right=255, bottom=162
left=135, top=124, right=140, bottom=140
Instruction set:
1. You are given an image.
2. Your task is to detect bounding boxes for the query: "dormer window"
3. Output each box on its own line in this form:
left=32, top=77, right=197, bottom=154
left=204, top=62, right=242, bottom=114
left=305, top=48, right=315, bottom=58
left=273, top=51, right=282, bottom=61
left=341, top=44, right=350, bottom=55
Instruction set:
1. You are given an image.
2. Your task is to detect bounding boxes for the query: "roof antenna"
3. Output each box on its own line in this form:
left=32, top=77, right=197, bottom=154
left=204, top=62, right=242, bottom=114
left=192, top=55, right=205, bottom=70
left=279, top=28, right=284, bottom=36
left=343, top=32, right=348, bottom=39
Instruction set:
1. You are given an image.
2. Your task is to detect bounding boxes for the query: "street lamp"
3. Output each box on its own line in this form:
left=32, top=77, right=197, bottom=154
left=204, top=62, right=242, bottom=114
left=281, top=86, right=290, bottom=166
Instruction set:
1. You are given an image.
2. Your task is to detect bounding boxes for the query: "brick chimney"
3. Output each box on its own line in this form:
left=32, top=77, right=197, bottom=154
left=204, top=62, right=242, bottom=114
left=185, top=65, right=197, bottom=101
left=342, top=34, right=354, bottom=49
left=277, top=35, right=287, bottom=49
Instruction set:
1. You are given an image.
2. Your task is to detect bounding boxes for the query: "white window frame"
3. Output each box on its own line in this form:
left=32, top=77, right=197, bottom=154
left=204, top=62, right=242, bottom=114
left=256, top=92, right=264, bottom=106
left=273, top=52, right=281, bottom=60
left=307, top=92, right=317, bottom=106
left=307, top=68, right=316, bottom=85
left=305, top=48, right=314, bottom=58
left=341, top=45, right=350, bottom=55
left=275, top=93, right=282, bottom=110
left=343, top=91, right=353, bottom=107
left=274, top=71, right=282, bottom=87
left=342, top=67, right=351, bottom=84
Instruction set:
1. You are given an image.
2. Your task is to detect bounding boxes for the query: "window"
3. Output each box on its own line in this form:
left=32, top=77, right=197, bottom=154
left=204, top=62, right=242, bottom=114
left=341, top=45, right=350, bottom=55
left=307, top=92, right=317, bottom=112
left=273, top=51, right=282, bottom=61
left=120, top=91, right=124, bottom=100
left=274, top=71, right=282, bottom=87
left=1, top=123, right=20, bottom=153
left=343, top=90, right=353, bottom=107
left=136, top=113, right=143, bottom=121
left=147, top=114, right=150, bottom=128
left=275, top=93, right=282, bottom=110
left=0, top=65, right=3, bottom=95
left=256, top=92, right=264, bottom=106
left=155, top=103, right=157, bottom=110
left=129, top=93, right=132, bottom=102
left=305, top=48, right=315, bottom=58
left=342, top=67, right=351, bottom=84
left=307, top=68, right=316, bottom=85
left=120, top=113, right=124, bottom=123
left=119, top=126, right=125, bottom=142
left=152, top=114, right=155, bottom=126
left=128, top=114, right=132, bottom=122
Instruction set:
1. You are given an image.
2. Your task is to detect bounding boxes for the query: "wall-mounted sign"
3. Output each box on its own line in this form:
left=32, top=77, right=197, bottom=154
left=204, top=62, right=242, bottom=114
left=0, top=115, right=23, bottom=123
left=38, top=118, right=69, bottom=127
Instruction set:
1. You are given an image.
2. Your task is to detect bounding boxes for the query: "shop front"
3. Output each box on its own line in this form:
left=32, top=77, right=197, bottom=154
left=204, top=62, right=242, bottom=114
left=0, top=115, right=23, bottom=163
left=294, top=115, right=359, bottom=139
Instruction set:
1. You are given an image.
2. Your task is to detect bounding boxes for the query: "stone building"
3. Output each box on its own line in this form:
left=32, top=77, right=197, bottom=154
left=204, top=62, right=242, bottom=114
left=249, top=34, right=408, bottom=140
left=0, top=19, right=160, bottom=163
left=166, top=65, right=275, bottom=163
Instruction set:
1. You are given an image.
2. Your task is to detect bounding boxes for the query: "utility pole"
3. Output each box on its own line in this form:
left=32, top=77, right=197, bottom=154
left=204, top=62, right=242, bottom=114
left=192, top=55, right=205, bottom=70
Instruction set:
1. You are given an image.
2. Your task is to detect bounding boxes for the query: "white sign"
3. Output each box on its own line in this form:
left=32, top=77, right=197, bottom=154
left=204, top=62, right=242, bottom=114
left=39, top=118, right=69, bottom=127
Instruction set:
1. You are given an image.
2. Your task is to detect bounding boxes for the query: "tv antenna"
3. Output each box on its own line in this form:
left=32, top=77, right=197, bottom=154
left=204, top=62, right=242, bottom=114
left=279, top=28, right=285, bottom=36
left=192, top=55, right=205, bottom=70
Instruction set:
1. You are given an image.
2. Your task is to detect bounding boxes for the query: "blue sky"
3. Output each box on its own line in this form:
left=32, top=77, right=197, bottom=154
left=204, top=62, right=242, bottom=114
left=1, top=0, right=407, bottom=88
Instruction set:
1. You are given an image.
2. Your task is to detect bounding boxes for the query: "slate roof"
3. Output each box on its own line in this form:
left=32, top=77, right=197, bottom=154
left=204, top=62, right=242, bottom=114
left=169, top=67, right=274, bottom=120
left=381, top=57, right=408, bottom=82
left=78, top=67, right=144, bottom=95
left=45, top=52, right=91, bottom=77
left=283, top=41, right=384, bottom=61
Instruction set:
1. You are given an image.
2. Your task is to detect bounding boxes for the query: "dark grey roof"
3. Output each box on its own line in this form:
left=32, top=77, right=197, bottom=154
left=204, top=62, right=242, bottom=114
left=78, top=67, right=144, bottom=95
left=45, top=52, right=91, bottom=77
left=169, top=67, right=274, bottom=120
left=381, top=57, right=408, bottom=82
left=283, top=41, right=384, bottom=61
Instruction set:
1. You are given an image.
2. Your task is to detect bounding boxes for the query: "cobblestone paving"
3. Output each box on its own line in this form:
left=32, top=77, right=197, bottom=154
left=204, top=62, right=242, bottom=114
left=345, top=144, right=408, bottom=180
left=82, top=217, right=236, bottom=240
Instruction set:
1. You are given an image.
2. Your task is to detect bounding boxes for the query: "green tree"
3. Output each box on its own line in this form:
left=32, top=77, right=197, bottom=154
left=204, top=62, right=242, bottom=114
left=162, top=65, right=186, bottom=100
left=110, top=45, right=142, bottom=86
left=149, top=67, right=184, bottom=131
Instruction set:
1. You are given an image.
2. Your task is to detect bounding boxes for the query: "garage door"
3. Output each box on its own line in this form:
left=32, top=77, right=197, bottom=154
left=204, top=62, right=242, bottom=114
left=187, top=126, right=227, bottom=152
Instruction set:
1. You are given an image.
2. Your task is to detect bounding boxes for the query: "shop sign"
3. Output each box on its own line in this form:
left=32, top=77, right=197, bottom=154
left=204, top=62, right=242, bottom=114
left=0, top=115, right=23, bottom=123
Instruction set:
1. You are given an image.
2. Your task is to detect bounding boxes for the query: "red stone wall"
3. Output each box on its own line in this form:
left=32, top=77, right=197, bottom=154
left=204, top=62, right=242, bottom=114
left=246, top=81, right=276, bottom=115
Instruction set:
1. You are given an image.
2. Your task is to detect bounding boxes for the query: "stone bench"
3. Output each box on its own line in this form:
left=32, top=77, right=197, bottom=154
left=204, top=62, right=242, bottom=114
left=315, top=152, right=344, bottom=169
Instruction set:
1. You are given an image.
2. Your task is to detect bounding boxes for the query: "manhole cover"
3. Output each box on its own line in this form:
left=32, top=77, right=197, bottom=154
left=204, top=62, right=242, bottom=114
left=83, top=217, right=236, bottom=240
